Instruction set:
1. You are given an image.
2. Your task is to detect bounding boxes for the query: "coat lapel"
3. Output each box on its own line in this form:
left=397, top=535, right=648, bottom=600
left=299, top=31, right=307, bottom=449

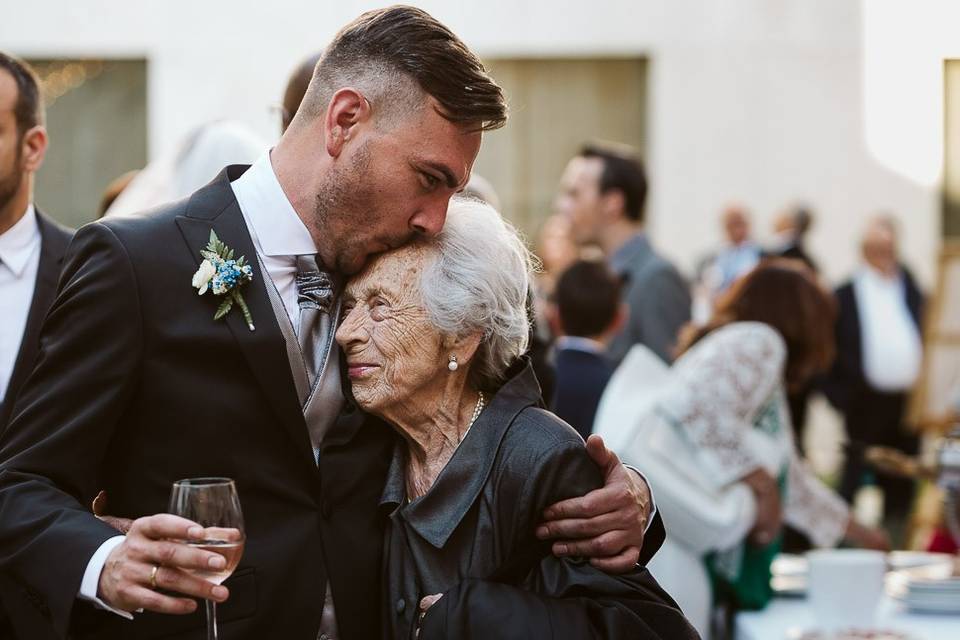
left=175, top=166, right=317, bottom=472
left=1, top=211, right=72, bottom=429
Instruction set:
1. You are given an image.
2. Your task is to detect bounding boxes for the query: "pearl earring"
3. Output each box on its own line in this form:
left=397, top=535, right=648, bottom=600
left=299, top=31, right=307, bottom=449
left=447, top=354, right=459, bottom=372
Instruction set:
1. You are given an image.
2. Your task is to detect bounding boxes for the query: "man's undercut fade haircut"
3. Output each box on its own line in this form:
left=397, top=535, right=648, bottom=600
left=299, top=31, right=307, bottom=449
left=0, top=51, right=44, bottom=139
left=300, top=5, right=507, bottom=132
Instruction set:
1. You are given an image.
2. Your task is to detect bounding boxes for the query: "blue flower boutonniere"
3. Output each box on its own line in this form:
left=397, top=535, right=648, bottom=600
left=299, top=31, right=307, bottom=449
left=191, top=230, right=255, bottom=331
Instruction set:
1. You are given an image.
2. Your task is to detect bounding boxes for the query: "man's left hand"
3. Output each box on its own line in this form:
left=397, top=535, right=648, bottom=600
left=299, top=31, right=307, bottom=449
left=536, top=434, right=651, bottom=573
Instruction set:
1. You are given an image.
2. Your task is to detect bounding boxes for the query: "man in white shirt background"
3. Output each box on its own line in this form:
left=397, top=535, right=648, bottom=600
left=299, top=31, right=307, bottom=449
left=823, top=216, right=924, bottom=525
left=0, top=51, right=73, bottom=640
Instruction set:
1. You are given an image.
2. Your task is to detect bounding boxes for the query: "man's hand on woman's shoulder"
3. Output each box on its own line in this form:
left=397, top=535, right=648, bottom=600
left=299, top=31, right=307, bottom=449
left=535, top=434, right=652, bottom=573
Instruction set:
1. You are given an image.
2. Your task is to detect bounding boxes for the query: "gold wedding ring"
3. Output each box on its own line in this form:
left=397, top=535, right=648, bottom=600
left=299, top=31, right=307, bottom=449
left=149, top=564, right=160, bottom=590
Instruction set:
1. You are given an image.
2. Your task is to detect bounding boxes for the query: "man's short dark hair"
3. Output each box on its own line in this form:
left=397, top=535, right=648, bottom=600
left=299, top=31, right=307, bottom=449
left=555, top=260, right=622, bottom=338
left=0, top=52, right=43, bottom=138
left=579, top=143, right=647, bottom=222
left=302, top=5, right=507, bottom=132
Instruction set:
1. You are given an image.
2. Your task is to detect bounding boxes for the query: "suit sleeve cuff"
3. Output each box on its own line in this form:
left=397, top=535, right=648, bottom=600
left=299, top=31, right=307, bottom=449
left=625, top=465, right=658, bottom=534
left=78, top=535, right=135, bottom=619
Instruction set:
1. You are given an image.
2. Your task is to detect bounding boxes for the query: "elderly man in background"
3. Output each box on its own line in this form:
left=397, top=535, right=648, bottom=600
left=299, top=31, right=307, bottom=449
left=555, top=143, right=690, bottom=364
left=823, top=216, right=924, bottom=522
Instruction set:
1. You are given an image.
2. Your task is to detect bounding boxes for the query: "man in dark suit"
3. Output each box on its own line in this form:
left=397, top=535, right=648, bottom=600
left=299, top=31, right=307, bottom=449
left=0, top=10, right=660, bottom=640
left=548, top=260, right=625, bottom=440
left=0, top=52, right=72, bottom=640
left=555, top=143, right=691, bottom=365
left=822, top=217, right=924, bottom=517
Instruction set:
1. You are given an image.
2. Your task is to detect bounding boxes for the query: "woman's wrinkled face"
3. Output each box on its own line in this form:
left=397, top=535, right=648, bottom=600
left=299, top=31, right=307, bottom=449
left=335, top=245, right=446, bottom=415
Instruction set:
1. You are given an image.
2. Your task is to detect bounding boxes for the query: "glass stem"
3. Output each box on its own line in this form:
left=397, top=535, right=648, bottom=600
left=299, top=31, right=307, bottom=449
left=206, top=599, right=218, bottom=640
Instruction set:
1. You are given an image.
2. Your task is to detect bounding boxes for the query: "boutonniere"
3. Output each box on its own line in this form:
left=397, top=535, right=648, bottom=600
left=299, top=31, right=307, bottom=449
left=191, top=230, right=256, bottom=331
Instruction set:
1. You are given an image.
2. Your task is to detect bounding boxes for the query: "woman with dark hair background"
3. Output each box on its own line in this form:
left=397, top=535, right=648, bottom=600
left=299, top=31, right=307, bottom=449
left=597, top=259, right=889, bottom=639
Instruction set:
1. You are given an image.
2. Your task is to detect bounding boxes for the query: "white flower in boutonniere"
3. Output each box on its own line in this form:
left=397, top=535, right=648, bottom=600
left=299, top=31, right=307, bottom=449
left=192, top=230, right=256, bottom=331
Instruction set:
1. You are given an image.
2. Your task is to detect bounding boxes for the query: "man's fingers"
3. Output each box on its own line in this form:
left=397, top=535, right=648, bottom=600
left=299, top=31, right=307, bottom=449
left=536, top=511, right=623, bottom=540
left=120, top=585, right=199, bottom=615
left=143, top=540, right=228, bottom=573
left=585, top=434, right=620, bottom=476
left=150, top=565, right=229, bottom=602
left=550, top=530, right=630, bottom=558
left=130, top=514, right=205, bottom=541
left=543, top=483, right=629, bottom=521
left=589, top=546, right=641, bottom=574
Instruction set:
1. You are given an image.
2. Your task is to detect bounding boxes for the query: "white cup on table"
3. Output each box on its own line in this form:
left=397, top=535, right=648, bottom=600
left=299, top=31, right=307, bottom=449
left=807, top=549, right=886, bottom=633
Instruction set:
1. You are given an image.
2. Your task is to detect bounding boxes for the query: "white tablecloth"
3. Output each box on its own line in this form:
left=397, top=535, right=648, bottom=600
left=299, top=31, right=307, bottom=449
left=735, top=596, right=960, bottom=640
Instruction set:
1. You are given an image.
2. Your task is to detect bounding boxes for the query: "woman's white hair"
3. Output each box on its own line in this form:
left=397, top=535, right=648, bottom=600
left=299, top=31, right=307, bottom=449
left=418, top=196, right=537, bottom=389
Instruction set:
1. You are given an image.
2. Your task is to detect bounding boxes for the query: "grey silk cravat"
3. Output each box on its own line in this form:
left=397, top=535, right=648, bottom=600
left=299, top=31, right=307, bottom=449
left=295, top=255, right=336, bottom=387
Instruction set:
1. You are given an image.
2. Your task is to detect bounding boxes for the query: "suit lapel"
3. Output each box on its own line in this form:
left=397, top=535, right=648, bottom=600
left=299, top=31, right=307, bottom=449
left=2, top=212, right=72, bottom=428
left=175, top=167, right=317, bottom=472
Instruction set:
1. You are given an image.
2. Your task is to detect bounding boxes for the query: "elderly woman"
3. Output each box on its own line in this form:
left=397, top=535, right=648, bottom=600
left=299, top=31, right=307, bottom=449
left=335, top=198, right=698, bottom=640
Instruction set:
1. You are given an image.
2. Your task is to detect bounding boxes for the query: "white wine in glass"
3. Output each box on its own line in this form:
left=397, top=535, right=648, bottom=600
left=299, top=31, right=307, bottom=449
left=169, top=478, right=245, bottom=640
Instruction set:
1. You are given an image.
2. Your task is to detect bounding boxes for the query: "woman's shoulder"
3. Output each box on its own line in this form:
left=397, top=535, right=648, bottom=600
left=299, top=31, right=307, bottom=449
left=682, top=321, right=786, bottom=368
left=489, top=407, right=601, bottom=518
left=501, top=407, right=586, bottom=458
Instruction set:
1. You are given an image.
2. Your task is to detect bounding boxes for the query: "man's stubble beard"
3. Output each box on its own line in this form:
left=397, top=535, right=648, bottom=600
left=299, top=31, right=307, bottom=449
left=0, top=143, right=25, bottom=213
left=312, top=142, right=391, bottom=275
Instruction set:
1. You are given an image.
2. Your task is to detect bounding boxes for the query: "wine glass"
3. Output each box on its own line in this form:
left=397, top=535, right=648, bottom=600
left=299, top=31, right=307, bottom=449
left=169, top=477, right=245, bottom=640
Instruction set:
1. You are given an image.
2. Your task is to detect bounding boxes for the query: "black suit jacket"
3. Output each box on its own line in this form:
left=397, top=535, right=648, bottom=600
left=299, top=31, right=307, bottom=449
left=549, top=347, right=614, bottom=441
left=0, top=210, right=72, bottom=430
left=821, top=267, right=924, bottom=414
left=0, top=168, right=394, bottom=640
left=0, top=210, right=72, bottom=640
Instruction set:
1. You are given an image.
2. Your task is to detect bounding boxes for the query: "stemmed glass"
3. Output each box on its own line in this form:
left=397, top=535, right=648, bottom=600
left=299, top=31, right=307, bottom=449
left=169, top=478, right=245, bottom=640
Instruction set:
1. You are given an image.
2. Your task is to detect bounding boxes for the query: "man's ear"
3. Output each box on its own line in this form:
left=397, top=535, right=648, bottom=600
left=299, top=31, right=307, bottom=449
left=606, top=302, right=628, bottom=338
left=20, top=126, right=48, bottom=173
left=545, top=302, right=564, bottom=338
left=599, top=189, right=626, bottom=223
left=324, top=88, right=371, bottom=158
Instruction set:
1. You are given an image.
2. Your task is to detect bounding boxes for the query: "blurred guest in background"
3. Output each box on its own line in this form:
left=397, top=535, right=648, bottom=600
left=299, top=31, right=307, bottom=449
left=97, top=169, right=138, bottom=218
left=103, top=119, right=266, bottom=217
left=598, top=260, right=889, bottom=638
left=0, top=51, right=71, bottom=640
left=771, top=204, right=818, bottom=273
left=822, top=216, right=924, bottom=519
left=698, top=204, right=762, bottom=297
left=556, top=143, right=690, bottom=364
left=280, top=50, right=324, bottom=133
left=547, top=259, right=625, bottom=440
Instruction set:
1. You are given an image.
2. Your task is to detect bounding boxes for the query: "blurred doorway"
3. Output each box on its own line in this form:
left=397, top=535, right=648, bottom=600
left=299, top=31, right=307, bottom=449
left=474, top=58, right=647, bottom=238
left=29, top=59, right=147, bottom=228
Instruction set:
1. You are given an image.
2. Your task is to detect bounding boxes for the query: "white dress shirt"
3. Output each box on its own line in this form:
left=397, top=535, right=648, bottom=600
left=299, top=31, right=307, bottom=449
left=0, top=204, right=41, bottom=404
left=853, top=265, right=923, bottom=392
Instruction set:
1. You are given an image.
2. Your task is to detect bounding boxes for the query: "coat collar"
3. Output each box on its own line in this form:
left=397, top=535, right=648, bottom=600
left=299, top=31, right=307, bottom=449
left=609, top=231, right=652, bottom=277
left=379, top=359, right=542, bottom=548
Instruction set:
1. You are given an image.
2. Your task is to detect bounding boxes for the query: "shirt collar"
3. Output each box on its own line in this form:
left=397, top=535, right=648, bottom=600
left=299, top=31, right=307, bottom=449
left=230, top=151, right=316, bottom=258
left=608, top=231, right=650, bottom=276
left=0, top=204, right=40, bottom=277
left=555, top=335, right=606, bottom=355
left=379, top=359, right=543, bottom=549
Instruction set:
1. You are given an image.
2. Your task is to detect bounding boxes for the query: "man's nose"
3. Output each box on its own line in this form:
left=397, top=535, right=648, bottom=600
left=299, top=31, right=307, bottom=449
left=410, top=200, right=449, bottom=237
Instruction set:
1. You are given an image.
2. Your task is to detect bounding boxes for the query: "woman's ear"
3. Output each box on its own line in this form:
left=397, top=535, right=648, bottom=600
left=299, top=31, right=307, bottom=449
left=444, top=331, right=483, bottom=368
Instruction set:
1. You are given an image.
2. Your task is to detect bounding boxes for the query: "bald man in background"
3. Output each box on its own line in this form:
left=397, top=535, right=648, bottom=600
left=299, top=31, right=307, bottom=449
left=822, top=217, right=924, bottom=521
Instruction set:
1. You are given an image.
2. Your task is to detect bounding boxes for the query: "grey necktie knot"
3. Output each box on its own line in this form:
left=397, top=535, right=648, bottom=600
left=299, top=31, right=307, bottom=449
left=295, top=255, right=335, bottom=314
